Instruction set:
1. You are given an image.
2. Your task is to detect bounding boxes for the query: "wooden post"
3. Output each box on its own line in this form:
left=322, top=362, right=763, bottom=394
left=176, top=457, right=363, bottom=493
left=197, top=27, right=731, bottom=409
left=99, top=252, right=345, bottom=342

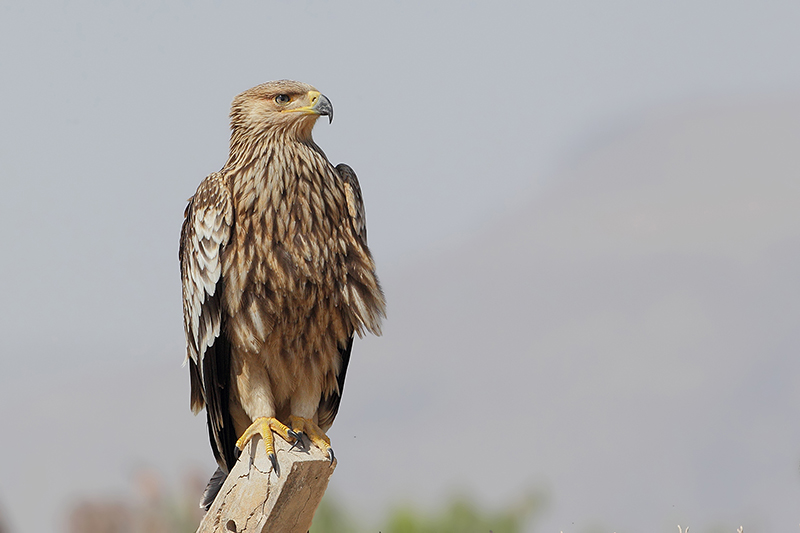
left=196, top=435, right=336, bottom=533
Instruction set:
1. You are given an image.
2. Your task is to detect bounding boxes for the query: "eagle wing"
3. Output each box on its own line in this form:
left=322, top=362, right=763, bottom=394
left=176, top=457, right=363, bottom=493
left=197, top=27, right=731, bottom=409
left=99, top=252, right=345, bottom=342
left=337, top=163, right=368, bottom=242
left=316, top=163, right=369, bottom=430
left=179, top=172, right=238, bottom=472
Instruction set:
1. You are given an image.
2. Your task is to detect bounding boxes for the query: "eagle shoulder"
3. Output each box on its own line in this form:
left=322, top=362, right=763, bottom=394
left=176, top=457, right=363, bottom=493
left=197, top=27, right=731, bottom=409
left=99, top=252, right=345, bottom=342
left=336, top=163, right=368, bottom=243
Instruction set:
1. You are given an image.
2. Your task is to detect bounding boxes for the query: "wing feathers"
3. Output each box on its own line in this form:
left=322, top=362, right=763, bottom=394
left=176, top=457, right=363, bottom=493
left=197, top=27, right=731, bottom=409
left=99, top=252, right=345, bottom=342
left=336, top=163, right=385, bottom=336
left=180, top=172, right=238, bottom=473
left=317, top=336, right=354, bottom=431
left=180, top=172, right=233, bottom=370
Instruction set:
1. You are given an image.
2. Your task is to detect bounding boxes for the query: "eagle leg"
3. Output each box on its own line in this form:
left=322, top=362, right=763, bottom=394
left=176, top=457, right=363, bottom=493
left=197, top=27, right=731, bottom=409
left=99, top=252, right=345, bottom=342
left=235, top=416, right=300, bottom=475
left=288, top=415, right=335, bottom=465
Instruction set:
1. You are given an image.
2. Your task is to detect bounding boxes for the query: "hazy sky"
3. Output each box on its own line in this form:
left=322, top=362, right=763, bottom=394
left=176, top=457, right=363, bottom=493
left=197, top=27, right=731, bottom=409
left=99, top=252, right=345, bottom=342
left=1, top=1, right=799, bottom=531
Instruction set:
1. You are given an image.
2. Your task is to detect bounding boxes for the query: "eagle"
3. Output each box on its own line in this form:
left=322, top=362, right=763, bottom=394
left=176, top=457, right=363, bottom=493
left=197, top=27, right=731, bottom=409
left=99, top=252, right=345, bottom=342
left=179, top=80, right=385, bottom=508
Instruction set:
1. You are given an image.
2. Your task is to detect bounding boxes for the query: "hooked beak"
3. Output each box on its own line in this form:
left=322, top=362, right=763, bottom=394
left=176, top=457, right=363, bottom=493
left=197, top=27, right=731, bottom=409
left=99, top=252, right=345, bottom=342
left=310, top=91, right=333, bottom=123
left=282, top=90, right=334, bottom=123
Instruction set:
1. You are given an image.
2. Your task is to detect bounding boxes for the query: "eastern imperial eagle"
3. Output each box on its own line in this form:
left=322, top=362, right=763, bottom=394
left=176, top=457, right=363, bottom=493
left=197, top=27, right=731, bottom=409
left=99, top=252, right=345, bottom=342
left=179, top=80, right=385, bottom=508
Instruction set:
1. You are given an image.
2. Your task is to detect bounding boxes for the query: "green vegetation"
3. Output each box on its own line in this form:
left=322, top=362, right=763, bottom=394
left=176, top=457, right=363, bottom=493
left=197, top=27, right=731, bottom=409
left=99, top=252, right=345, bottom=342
left=64, top=469, right=545, bottom=533
left=310, top=491, right=545, bottom=533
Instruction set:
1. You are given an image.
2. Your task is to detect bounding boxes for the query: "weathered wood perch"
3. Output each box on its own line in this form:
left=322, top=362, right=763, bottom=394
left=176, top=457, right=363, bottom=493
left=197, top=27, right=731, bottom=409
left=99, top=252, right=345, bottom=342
left=196, top=434, right=336, bottom=533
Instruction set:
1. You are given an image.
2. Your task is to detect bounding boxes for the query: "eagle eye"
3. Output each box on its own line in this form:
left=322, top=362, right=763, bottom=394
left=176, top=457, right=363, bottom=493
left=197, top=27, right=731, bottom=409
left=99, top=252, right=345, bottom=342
left=274, top=94, right=291, bottom=104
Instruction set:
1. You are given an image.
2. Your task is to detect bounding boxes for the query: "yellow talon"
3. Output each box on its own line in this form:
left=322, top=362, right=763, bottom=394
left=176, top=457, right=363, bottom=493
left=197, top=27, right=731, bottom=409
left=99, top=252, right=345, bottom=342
left=236, top=416, right=298, bottom=452
left=288, top=415, right=334, bottom=463
left=235, top=416, right=300, bottom=475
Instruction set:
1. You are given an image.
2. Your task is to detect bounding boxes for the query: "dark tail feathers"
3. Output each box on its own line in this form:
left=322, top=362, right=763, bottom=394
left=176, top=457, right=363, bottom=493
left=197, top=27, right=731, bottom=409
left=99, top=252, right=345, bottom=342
left=200, top=466, right=228, bottom=511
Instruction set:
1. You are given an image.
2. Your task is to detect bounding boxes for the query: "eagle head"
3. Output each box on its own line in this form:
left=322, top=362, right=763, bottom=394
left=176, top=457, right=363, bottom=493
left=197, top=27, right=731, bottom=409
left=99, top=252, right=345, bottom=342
left=229, top=79, right=333, bottom=141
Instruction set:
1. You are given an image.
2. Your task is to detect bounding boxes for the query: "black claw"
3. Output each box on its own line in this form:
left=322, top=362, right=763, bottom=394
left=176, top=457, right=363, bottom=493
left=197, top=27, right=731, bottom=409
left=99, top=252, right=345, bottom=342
left=328, top=447, right=335, bottom=465
left=288, top=428, right=301, bottom=441
left=268, top=452, right=280, bottom=477
left=289, top=431, right=307, bottom=452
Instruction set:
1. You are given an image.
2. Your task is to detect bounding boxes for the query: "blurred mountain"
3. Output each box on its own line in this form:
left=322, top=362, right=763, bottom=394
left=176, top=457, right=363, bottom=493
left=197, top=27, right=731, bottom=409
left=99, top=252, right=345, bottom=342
left=328, top=95, right=800, bottom=533
left=1, top=96, right=798, bottom=533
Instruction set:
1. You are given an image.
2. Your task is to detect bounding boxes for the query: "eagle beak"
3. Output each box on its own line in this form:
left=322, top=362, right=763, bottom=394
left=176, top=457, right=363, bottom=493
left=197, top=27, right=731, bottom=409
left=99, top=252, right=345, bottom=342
left=310, top=91, right=333, bottom=124
left=284, top=91, right=334, bottom=123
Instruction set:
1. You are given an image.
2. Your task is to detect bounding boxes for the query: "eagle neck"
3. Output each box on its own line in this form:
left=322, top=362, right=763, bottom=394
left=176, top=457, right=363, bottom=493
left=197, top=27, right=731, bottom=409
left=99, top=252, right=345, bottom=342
left=225, top=128, right=325, bottom=172
left=225, top=129, right=343, bottom=243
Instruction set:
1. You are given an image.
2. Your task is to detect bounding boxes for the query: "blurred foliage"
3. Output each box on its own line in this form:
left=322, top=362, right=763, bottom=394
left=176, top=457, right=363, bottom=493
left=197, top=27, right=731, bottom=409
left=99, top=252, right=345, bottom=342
left=57, top=471, right=753, bottom=533
left=65, top=468, right=205, bottom=533
left=308, top=493, right=364, bottom=533
left=63, top=467, right=544, bottom=533
left=310, top=491, right=545, bottom=533
left=61, top=478, right=758, bottom=533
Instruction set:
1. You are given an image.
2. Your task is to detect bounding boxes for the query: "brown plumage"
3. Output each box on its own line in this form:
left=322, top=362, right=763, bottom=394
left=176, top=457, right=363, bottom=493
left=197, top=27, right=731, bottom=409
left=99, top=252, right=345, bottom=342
left=179, top=80, right=385, bottom=508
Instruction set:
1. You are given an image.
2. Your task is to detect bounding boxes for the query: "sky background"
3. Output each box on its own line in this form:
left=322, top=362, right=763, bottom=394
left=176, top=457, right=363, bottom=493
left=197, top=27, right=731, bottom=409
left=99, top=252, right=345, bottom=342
left=1, top=1, right=800, bottom=532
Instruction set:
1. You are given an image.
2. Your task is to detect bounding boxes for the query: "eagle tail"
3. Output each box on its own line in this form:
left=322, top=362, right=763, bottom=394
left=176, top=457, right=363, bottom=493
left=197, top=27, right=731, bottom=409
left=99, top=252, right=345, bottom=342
left=200, top=466, right=228, bottom=511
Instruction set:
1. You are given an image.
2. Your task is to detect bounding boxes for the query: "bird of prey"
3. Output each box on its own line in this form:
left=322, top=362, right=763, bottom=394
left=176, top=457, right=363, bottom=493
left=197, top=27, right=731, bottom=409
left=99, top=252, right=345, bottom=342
left=179, top=80, right=385, bottom=508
